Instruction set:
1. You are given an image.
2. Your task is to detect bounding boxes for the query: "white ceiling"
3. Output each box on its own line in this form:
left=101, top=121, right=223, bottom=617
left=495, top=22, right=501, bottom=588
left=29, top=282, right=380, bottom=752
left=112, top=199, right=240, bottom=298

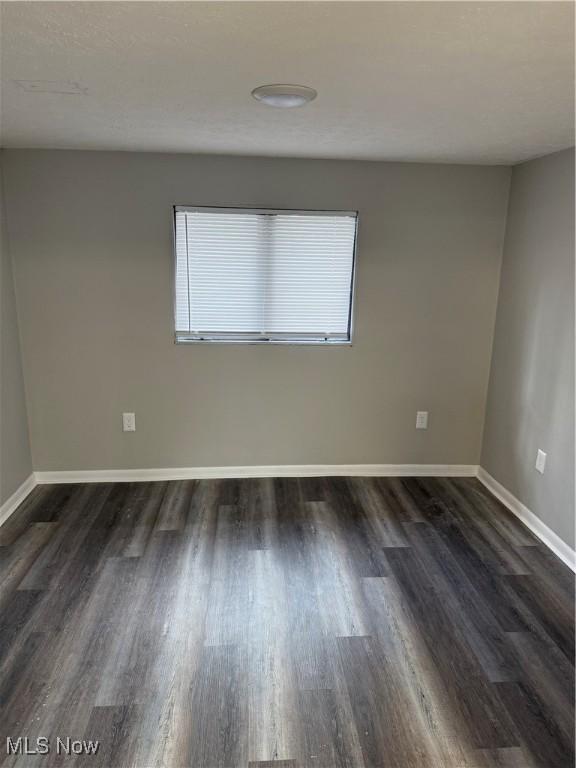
left=1, top=1, right=574, bottom=164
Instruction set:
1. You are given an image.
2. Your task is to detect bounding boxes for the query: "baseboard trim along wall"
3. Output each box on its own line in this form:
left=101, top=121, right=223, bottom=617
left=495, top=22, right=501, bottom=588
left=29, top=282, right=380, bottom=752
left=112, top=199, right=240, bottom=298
left=34, top=463, right=477, bottom=483
left=477, top=467, right=576, bottom=573
left=2, top=465, right=574, bottom=573
left=0, top=473, right=36, bottom=527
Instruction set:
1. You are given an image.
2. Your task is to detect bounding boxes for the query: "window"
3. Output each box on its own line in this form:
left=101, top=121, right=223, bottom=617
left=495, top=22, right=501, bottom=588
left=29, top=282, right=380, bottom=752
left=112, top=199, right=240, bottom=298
left=174, top=206, right=358, bottom=344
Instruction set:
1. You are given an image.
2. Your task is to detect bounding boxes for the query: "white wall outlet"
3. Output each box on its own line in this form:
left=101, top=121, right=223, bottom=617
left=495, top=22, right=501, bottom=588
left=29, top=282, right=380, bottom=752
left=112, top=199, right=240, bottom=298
left=535, top=449, right=547, bottom=474
left=122, top=412, right=136, bottom=432
left=416, top=411, right=429, bottom=430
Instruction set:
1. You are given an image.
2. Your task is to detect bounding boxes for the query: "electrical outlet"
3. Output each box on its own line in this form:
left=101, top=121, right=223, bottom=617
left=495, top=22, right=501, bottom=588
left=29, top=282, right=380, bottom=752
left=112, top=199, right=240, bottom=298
left=535, top=449, right=547, bottom=474
left=122, top=412, right=136, bottom=432
left=416, top=411, right=428, bottom=430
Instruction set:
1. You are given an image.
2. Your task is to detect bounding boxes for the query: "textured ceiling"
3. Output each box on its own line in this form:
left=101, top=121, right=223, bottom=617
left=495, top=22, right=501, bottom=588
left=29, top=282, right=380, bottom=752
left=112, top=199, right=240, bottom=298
left=0, top=1, right=574, bottom=164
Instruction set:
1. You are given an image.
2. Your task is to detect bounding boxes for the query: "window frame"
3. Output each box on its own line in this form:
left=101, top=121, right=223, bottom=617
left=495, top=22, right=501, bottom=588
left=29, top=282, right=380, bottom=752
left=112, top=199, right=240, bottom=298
left=171, top=205, right=359, bottom=346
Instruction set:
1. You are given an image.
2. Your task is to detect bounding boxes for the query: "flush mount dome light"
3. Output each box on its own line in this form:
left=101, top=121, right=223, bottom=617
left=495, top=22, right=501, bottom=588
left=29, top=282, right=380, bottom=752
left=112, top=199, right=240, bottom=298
left=251, top=84, right=317, bottom=108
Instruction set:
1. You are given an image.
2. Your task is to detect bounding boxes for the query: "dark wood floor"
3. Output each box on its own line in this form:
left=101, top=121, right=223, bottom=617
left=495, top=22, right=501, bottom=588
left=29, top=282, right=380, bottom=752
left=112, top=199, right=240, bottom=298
left=0, top=476, right=574, bottom=768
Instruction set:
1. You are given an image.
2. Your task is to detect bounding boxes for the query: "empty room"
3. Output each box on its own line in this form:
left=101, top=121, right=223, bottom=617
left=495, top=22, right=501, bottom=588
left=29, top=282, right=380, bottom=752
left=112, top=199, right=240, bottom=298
left=0, top=2, right=574, bottom=767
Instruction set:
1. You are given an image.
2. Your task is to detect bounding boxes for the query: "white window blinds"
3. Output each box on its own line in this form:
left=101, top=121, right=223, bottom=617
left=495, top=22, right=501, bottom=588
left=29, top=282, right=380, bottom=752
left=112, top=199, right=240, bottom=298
left=174, top=207, right=357, bottom=343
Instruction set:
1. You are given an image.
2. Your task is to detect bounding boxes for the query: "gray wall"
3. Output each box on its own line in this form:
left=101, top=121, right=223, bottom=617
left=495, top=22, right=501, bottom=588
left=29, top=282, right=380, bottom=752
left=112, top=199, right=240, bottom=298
left=0, top=152, right=32, bottom=503
left=3, top=150, right=510, bottom=472
left=482, top=148, right=575, bottom=548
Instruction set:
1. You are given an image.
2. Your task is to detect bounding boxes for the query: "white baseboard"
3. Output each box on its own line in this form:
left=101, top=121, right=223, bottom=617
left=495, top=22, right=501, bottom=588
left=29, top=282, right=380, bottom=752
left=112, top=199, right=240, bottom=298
left=0, top=473, right=36, bottom=528
left=477, top=467, right=576, bottom=573
left=5, top=466, right=573, bottom=572
left=34, top=463, right=478, bottom=484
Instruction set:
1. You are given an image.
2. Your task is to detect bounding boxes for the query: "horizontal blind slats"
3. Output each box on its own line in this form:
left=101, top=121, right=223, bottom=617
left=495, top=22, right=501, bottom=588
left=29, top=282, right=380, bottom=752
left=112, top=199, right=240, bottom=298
left=174, top=209, right=356, bottom=339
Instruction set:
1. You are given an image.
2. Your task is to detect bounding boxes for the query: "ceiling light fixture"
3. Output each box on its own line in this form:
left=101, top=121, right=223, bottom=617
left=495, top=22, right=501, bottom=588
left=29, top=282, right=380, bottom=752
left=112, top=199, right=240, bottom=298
left=251, top=84, right=317, bottom=108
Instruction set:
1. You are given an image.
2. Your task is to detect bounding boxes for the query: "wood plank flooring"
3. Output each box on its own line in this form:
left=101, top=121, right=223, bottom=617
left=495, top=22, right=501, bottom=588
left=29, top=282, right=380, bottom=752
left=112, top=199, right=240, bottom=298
left=0, top=476, right=573, bottom=768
